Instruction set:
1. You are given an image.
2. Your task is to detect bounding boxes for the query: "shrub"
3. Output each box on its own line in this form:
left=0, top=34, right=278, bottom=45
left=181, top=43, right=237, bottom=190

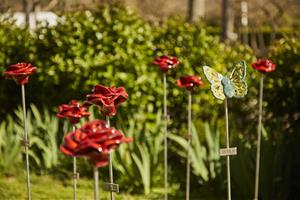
left=0, top=5, right=254, bottom=123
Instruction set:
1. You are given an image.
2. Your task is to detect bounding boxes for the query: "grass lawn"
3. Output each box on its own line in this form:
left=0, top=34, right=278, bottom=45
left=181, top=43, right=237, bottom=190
left=0, top=172, right=224, bottom=199
left=0, top=173, right=145, bottom=200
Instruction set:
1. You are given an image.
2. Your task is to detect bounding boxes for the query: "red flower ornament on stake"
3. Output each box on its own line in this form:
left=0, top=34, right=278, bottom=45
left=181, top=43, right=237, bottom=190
left=251, top=59, right=276, bottom=73
left=251, top=59, right=276, bottom=200
left=57, top=99, right=90, bottom=200
left=153, top=55, right=179, bottom=73
left=177, top=75, right=204, bottom=200
left=4, top=62, right=37, bottom=85
left=60, top=120, right=132, bottom=200
left=57, top=100, right=90, bottom=124
left=3, top=62, right=37, bottom=200
left=177, top=75, right=204, bottom=91
left=153, top=55, right=179, bottom=200
left=85, top=84, right=128, bottom=200
left=85, top=84, right=128, bottom=117
left=60, top=120, right=132, bottom=166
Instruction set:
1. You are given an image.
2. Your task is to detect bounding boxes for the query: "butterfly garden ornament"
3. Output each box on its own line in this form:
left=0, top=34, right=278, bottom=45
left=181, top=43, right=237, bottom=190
left=203, top=61, right=248, bottom=200
left=203, top=61, right=248, bottom=100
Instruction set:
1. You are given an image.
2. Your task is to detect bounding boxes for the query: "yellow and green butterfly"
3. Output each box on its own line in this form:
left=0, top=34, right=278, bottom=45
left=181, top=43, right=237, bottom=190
left=202, top=61, right=248, bottom=100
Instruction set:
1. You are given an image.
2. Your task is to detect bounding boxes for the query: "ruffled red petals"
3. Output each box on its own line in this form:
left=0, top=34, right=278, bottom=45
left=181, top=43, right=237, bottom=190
left=3, top=62, right=37, bottom=85
left=177, top=75, right=204, bottom=91
left=60, top=120, right=132, bottom=167
left=251, top=59, right=276, bottom=73
left=85, top=85, right=128, bottom=117
left=57, top=100, right=90, bottom=124
left=153, top=55, right=179, bottom=73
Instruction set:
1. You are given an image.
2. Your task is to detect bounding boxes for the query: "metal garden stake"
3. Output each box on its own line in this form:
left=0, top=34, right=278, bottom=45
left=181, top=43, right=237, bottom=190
left=186, top=91, right=192, bottom=200
left=73, top=125, right=78, bottom=200
left=254, top=75, right=264, bottom=200
left=21, top=85, right=31, bottom=200
left=163, top=73, right=168, bottom=200
left=94, top=166, right=99, bottom=200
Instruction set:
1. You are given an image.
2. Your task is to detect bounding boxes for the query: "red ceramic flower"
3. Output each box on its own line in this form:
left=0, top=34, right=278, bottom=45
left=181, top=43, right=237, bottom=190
left=251, top=59, right=276, bottom=73
left=177, top=75, right=204, bottom=91
left=153, top=55, right=179, bottom=73
left=85, top=85, right=128, bottom=117
left=57, top=100, right=90, bottom=124
left=60, top=120, right=132, bottom=167
left=3, top=62, right=37, bottom=85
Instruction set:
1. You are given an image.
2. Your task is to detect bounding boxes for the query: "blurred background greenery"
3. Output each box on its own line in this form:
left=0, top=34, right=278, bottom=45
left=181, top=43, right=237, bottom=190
left=0, top=2, right=300, bottom=199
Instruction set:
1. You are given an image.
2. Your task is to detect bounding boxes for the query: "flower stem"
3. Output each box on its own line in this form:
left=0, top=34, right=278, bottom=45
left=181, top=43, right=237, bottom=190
left=163, top=73, right=168, bottom=200
left=106, top=116, right=114, bottom=200
left=21, top=85, right=31, bottom=200
left=186, top=91, right=192, bottom=200
left=73, top=126, right=77, bottom=200
left=106, top=116, right=110, bottom=128
left=254, top=75, right=264, bottom=200
left=93, top=166, right=99, bottom=200
left=224, top=98, right=231, bottom=200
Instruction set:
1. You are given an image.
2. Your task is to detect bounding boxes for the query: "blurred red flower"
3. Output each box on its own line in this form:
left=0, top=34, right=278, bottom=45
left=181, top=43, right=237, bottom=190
left=177, top=75, right=204, bottom=91
left=3, top=62, right=37, bottom=85
left=60, top=120, right=132, bottom=167
left=251, top=59, right=276, bottom=73
left=153, top=55, right=179, bottom=73
left=57, top=100, right=90, bottom=124
left=85, top=85, right=128, bottom=117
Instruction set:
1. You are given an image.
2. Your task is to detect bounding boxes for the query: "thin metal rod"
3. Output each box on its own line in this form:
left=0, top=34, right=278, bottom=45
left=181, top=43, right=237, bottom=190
left=106, top=116, right=110, bottom=128
left=224, top=98, right=231, bottom=200
left=93, top=166, right=99, bottom=200
left=21, top=85, right=31, bottom=200
left=254, top=75, right=264, bottom=200
left=73, top=126, right=77, bottom=200
left=186, top=91, right=192, bottom=200
left=73, top=156, right=77, bottom=200
left=163, top=73, right=168, bottom=200
left=106, top=116, right=114, bottom=200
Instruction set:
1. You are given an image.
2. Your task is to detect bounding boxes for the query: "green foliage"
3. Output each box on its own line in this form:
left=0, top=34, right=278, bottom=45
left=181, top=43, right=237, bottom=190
left=27, top=105, right=60, bottom=169
left=169, top=122, right=221, bottom=182
left=114, top=111, right=164, bottom=195
left=0, top=105, right=60, bottom=171
left=267, top=34, right=300, bottom=134
left=0, top=21, right=34, bottom=66
left=231, top=127, right=295, bottom=200
left=0, top=5, right=254, bottom=123
left=0, top=115, right=22, bottom=173
left=30, top=6, right=156, bottom=114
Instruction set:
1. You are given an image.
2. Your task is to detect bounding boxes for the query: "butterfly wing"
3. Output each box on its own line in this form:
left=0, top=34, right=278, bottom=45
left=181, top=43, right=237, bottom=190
left=229, top=61, right=248, bottom=98
left=203, top=66, right=225, bottom=100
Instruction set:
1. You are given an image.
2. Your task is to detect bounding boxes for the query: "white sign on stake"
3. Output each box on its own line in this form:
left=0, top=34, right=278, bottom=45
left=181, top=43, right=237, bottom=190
left=219, top=147, right=238, bottom=156
left=103, top=182, right=119, bottom=193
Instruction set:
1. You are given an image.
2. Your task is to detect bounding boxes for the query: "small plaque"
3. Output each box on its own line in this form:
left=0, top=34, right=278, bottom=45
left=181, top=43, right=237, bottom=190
left=72, top=173, right=79, bottom=179
left=103, top=182, right=119, bottom=193
left=20, top=139, right=30, bottom=147
left=219, top=147, right=237, bottom=156
left=185, top=133, right=192, bottom=140
left=161, top=115, right=170, bottom=122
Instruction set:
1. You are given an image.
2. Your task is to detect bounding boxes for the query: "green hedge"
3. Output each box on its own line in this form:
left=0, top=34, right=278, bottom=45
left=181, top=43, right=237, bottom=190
left=0, top=5, right=254, bottom=122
